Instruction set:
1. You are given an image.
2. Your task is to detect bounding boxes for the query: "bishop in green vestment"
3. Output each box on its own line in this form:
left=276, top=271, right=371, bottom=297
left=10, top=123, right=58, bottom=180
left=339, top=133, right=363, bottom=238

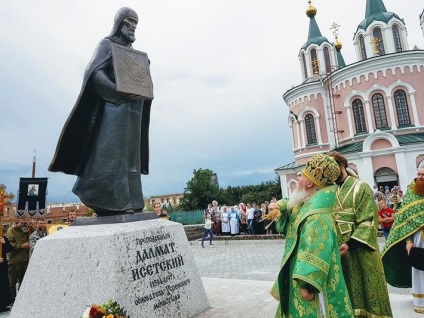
left=268, top=154, right=353, bottom=318
left=328, top=151, right=392, bottom=318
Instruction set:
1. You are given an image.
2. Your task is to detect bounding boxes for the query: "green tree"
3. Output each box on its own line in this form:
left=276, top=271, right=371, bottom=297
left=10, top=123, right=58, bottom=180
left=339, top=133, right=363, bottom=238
left=226, top=178, right=281, bottom=205
left=179, top=168, right=220, bottom=210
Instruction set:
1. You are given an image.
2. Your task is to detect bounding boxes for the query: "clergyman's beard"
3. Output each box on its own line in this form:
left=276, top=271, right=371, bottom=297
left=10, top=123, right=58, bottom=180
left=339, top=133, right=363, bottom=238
left=413, top=179, right=424, bottom=196
left=288, top=186, right=309, bottom=210
left=121, top=27, right=136, bottom=43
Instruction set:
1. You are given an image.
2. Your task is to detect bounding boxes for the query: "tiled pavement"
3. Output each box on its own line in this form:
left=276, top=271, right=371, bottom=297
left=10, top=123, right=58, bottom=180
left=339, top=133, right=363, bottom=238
left=1, top=238, right=421, bottom=317
left=190, top=238, right=421, bottom=318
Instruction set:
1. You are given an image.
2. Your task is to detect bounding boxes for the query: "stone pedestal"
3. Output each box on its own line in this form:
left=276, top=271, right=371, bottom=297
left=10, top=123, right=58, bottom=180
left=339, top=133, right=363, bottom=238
left=9, top=219, right=209, bottom=317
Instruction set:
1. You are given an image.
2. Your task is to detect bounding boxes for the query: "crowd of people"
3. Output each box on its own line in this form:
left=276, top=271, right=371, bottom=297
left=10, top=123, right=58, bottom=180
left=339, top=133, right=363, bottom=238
left=0, top=210, right=78, bottom=312
left=373, top=184, right=404, bottom=209
left=202, top=198, right=280, bottom=240
left=373, top=184, right=404, bottom=239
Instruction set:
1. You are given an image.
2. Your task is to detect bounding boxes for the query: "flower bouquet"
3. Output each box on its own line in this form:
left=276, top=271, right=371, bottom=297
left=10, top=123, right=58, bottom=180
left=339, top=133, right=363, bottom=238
left=81, top=299, right=129, bottom=318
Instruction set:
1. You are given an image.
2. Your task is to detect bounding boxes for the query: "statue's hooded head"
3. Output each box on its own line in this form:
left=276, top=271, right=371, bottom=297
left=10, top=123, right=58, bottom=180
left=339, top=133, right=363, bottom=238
left=109, top=7, right=139, bottom=43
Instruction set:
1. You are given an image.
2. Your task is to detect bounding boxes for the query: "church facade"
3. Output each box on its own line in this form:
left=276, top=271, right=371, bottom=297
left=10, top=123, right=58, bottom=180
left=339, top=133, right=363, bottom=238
left=275, top=0, right=424, bottom=198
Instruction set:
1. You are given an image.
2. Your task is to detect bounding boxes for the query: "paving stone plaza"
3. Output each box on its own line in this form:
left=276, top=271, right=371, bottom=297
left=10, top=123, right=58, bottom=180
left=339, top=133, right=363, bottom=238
left=1, top=238, right=421, bottom=317
left=191, top=238, right=421, bottom=318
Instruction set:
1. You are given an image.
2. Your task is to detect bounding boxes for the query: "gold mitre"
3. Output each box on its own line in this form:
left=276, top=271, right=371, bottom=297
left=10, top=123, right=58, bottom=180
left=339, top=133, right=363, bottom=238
left=302, top=153, right=341, bottom=189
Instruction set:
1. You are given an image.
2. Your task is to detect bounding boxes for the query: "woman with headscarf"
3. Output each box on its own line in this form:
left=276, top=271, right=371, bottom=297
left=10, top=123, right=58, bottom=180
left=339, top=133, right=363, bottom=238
left=239, top=203, right=248, bottom=235
left=229, top=206, right=240, bottom=236
left=220, top=205, right=231, bottom=236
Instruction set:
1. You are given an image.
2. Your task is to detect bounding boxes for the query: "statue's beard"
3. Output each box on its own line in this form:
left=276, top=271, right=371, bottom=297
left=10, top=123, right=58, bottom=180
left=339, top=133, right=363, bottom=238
left=413, top=180, right=424, bottom=196
left=121, top=26, right=136, bottom=43
left=288, top=186, right=309, bottom=210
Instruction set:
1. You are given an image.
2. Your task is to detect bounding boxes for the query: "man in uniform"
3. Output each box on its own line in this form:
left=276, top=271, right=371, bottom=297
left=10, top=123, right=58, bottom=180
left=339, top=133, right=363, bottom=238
left=267, top=153, right=353, bottom=317
left=29, top=218, right=47, bottom=258
left=327, top=151, right=392, bottom=318
left=6, top=217, right=30, bottom=304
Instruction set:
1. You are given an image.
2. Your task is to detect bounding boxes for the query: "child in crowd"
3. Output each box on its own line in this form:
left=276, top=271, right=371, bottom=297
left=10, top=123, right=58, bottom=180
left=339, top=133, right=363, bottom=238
left=201, top=213, right=214, bottom=247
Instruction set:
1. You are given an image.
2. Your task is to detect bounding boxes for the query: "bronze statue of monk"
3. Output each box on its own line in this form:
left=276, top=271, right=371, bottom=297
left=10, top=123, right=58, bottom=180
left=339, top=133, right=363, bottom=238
left=49, top=7, right=153, bottom=216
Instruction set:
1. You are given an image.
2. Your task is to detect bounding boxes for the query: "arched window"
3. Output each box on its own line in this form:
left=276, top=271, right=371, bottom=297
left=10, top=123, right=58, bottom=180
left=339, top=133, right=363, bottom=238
left=359, top=35, right=367, bottom=60
left=305, top=114, right=317, bottom=145
left=372, top=93, right=388, bottom=129
left=323, top=46, right=331, bottom=73
left=301, top=53, right=308, bottom=79
left=392, top=25, right=402, bottom=52
left=352, top=99, right=367, bottom=133
left=372, top=28, right=385, bottom=55
left=393, top=89, right=411, bottom=126
left=310, top=49, right=319, bottom=74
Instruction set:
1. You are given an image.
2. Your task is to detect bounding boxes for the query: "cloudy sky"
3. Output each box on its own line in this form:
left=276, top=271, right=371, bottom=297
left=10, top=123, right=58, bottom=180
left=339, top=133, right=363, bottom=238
left=0, top=0, right=423, bottom=203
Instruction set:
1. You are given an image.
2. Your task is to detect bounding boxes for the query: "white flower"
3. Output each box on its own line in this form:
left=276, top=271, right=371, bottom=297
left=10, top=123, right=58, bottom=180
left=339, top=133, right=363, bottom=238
left=82, top=306, right=91, bottom=318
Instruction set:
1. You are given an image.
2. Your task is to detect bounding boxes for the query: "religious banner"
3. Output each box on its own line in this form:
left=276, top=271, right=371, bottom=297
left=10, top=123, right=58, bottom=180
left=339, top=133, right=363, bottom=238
left=17, top=177, right=48, bottom=217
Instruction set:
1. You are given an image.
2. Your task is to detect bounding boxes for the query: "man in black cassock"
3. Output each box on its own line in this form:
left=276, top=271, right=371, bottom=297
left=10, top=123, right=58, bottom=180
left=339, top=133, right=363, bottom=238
left=49, top=7, right=152, bottom=215
left=0, top=236, right=13, bottom=311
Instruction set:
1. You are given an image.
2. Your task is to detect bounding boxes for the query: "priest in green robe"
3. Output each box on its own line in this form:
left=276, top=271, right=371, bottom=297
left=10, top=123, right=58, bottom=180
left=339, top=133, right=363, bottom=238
left=328, top=151, right=392, bottom=318
left=267, top=153, right=354, bottom=318
left=382, top=167, right=424, bottom=314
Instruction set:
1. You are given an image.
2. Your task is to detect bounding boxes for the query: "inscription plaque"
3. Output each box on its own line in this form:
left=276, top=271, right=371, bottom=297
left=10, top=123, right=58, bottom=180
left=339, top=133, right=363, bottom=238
left=111, top=43, right=154, bottom=99
left=9, top=220, right=209, bottom=317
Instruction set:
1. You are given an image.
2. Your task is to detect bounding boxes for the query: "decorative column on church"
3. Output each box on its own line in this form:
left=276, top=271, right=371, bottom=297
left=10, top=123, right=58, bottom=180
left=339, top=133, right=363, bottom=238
left=385, top=95, right=397, bottom=130
left=345, top=105, right=354, bottom=137
left=364, top=100, right=375, bottom=132
left=296, top=121, right=302, bottom=148
left=299, top=119, right=306, bottom=147
left=314, top=114, right=323, bottom=144
left=409, top=91, right=420, bottom=126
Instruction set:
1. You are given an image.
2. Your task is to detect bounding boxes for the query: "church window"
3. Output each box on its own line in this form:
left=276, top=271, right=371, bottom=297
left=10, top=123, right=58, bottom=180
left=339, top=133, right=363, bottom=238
left=359, top=35, right=367, bottom=60
left=372, top=28, right=385, bottom=55
left=301, top=53, right=308, bottom=79
left=394, top=89, right=411, bottom=126
left=310, top=49, right=319, bottom=74
left=323, top=47, right=331, bottom=73
left=352, top=99, right=367, bottom=133
left=392, top=25, right=402, bottom=52
left=305, top=114, right=317, bottom=145
left=372, top=93, right=388, bottom=129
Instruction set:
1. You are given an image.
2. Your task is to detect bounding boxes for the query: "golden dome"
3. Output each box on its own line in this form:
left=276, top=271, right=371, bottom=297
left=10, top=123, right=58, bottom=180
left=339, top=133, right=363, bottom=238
left=335, top=40, right=342, bottom=50
left=306, top=1, right=317, bottom=17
